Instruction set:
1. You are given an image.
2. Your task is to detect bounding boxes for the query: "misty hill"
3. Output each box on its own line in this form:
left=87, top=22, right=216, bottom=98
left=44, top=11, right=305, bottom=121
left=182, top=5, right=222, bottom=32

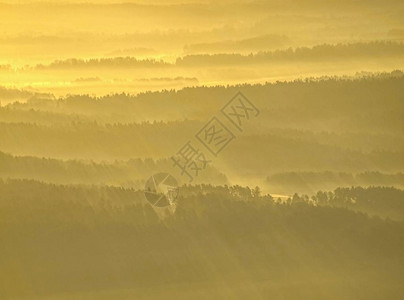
left=0, top=179, right=403, bottom=299
left=0, top=151, right=227, bottom=187
left=1, top=74, right=403, bottom=187
left=183, top=34, right=292, bottom=54
left=19, top=42, right=404, bottom=70
left=312, top=186, right=404, bottom=221
left=266, top=171, right=404, bottom=195
left=177, top=42, right=404, bottom=66
left=34, top=57, right=169, bottom=70
left=4, top=71, right=404, bottom=133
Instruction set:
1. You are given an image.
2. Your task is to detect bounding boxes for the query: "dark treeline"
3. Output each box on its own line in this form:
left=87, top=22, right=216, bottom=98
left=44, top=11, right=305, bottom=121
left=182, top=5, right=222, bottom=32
left=0, top=86, right=37, bottom=101
left=266, top=171, right=404, bottom=195
left=0, top=106, right=402, bottom=154
left=1, top=74, right=402, bottom=179
left=5, top=72, right=403, bottom=133
left=312, top=186, right=404, bottom=221
left=0, top=121, right=199, bottom=159
left=0, top=179, right=403, bottom=299
left=0, top=106, right=90, bottom=125
left=221, top=134, right=404, bottom=177
left=176, top=42, right=404, bottom=66
left=287, top=186, right=404, bottom=221
left=16, top=42, right=404, bottom=70
left=0, top=123, right=402, bottom=173
left=34, top=57, right=170, bottom=70
left=0, top=151, right=228, bottom=187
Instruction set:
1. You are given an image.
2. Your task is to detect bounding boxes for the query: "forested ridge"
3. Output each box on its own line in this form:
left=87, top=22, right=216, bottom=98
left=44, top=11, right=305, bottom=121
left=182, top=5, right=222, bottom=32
left=1, top=0, right=404, bottom=298
left=0, top=180, right=403, bottom=299
left=1, top=62, right=403, bottom=300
